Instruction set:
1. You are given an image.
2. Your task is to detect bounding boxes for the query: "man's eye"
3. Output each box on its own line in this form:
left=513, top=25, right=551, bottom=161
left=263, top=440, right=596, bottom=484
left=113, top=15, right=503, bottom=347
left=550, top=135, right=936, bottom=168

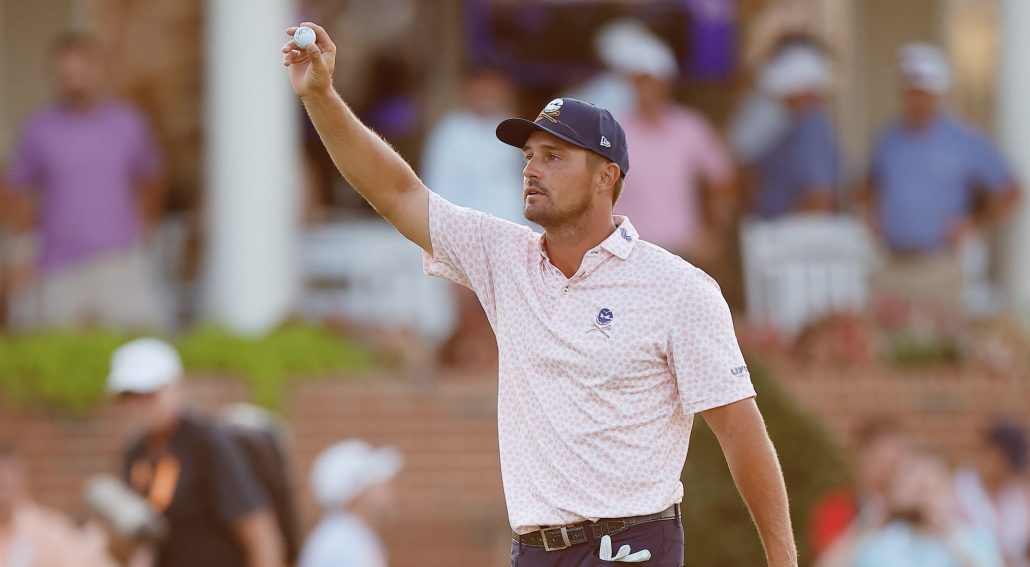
left=548, top=154, right=560, bottom=161
left=523, top=154, right=533, bottom=162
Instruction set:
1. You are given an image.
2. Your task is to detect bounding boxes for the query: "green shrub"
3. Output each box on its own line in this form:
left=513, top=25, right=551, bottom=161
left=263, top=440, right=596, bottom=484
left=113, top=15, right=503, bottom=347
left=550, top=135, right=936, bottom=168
left=682, top=360, right=849, bottom=565
left=0, top=326, right=374, bottom=412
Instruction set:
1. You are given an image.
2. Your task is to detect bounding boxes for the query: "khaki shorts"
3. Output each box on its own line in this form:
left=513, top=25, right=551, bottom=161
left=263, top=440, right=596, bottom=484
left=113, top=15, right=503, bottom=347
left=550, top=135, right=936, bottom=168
left=17, top=245, right=163, bottom=331
left=873, top=250, right=964, bottom=312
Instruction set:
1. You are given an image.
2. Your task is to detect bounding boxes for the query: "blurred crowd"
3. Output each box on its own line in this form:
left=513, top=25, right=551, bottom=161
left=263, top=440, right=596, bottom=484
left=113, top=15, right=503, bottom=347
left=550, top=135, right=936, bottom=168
left=810, top=417, right=1030, bottom=567
left=0, top=12, right=1021, bottom=371
left=0, top=338, right=404, bottom=567
left=0, top=4, right=1028, bottom=567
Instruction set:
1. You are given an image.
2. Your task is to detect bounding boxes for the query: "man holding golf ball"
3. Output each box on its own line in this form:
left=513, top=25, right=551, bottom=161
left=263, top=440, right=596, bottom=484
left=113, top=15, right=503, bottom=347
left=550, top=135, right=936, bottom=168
left=283, top=22, right=796, bottom=566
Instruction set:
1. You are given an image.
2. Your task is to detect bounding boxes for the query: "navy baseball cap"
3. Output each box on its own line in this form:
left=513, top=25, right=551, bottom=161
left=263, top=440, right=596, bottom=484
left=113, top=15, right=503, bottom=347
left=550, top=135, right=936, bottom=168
left=496, top=98, right=630, bottom=177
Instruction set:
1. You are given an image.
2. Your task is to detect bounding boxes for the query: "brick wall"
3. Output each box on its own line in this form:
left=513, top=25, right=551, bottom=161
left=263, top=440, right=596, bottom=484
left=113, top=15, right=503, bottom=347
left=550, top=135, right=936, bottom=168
left=0, top=374, right=510, bottom=567
left=2, top=366, right=1028, bottom=566
left=774, top=363, right=1030, bottom=463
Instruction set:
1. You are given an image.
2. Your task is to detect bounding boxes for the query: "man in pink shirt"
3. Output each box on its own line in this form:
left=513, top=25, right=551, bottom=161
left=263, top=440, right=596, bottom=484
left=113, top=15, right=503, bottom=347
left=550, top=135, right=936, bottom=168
left=613, top=35, right=735, bottom=262
left=283, top=23, right=796, bottom=566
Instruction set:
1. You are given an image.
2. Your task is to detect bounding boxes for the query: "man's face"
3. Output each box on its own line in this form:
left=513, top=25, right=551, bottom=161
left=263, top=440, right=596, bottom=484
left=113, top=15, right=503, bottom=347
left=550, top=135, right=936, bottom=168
left=463, top=71, right=513, bottom=117
left=631, top=73, right=672, bottom=109
left=55, top=48, right=103, bottom=102
left=858, top=434, right=907, bottom=494
left=521, top=132, right=597, bottom=228
left=902, top=88, right=939, bottom=126
left=117, top=384, right=181, bottom=433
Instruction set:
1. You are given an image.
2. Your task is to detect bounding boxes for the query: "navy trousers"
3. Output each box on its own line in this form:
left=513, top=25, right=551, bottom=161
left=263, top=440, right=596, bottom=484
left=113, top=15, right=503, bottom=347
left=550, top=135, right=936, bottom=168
left=511, top=518, right=684, bottom=566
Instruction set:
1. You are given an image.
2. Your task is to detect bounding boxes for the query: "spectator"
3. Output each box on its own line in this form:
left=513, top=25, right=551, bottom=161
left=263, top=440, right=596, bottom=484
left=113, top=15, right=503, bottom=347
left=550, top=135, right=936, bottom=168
left=853, top=452, right=1003, bottom=567
left=299, top=440, right=403, bottom=567
left=220, top=403, right=301, bottom=565
left=728, top=34, right=820, bottom=167
left=750, top=43, right=839, bottom=218
left=565, top=18, right=651, bottom=116
left=812, top=418, right=909, bottom=566
left=421, top=65, right=528, bottom=226
left=5, top=33, right=165, bottom=331
left=611, top=32, right=736, bottom=263
left=863, top=43, right=1019, bottom=313
left=955, top=420, right=1030, bottom=567
left=0, top=444, right=115, bottom=567
left=107, top=338, right=284, bottom=567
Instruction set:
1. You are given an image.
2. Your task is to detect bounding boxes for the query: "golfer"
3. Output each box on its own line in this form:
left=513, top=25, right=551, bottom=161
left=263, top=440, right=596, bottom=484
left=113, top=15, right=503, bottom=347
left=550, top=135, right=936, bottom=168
left=283, top=23, right=796, bottom=567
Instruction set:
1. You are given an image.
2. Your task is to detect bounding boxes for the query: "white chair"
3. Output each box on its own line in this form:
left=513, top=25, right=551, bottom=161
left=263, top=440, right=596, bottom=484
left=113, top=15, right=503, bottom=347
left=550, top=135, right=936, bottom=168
left=299, top=219, right=455, bottom=342
left=740, top=214, right=876, bottom=337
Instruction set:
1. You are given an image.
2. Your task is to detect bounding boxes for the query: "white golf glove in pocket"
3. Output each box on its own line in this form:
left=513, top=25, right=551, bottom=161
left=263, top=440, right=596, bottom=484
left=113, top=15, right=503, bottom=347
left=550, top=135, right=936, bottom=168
left=599, top=534, right=651, bottom=562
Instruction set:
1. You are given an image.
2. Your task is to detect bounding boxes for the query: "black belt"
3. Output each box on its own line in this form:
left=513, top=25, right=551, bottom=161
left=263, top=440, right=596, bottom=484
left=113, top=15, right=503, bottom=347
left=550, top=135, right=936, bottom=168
left=513, top=504, right=680, bottom=551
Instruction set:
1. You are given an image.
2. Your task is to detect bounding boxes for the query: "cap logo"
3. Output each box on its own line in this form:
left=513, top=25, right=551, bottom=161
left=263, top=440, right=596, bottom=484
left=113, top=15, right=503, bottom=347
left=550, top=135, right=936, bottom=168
left=537, top=98, right=563, bottom=124
left=600, top=135, right=611, bottom=148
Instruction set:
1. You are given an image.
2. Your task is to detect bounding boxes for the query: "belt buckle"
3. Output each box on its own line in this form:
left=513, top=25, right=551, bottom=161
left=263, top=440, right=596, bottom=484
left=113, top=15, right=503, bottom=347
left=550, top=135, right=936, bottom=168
left=541, top=526, right=571, bottom=551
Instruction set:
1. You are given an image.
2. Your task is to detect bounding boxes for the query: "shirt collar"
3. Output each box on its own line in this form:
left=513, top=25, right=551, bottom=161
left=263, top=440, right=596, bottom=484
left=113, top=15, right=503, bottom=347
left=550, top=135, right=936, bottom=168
left=535, top=216, right=639, bottom=261
left=601, top=216, right=638, bottom=259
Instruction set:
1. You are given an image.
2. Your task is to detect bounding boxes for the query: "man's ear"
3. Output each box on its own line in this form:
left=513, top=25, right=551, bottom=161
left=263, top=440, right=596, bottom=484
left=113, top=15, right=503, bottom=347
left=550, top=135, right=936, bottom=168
left=597, top=162, right=619, bottom=193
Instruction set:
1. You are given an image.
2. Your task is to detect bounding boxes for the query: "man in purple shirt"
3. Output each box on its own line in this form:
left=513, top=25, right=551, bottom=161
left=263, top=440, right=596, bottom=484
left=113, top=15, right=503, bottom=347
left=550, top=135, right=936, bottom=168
left=5, top=33, right=165, bottom=329
left=862, top=44, right=1019, bottom=312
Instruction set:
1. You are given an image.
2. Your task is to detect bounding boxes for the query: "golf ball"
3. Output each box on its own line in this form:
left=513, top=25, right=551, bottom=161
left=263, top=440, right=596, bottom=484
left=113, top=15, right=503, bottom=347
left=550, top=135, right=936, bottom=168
left=294, top=26, right=316, bottom=49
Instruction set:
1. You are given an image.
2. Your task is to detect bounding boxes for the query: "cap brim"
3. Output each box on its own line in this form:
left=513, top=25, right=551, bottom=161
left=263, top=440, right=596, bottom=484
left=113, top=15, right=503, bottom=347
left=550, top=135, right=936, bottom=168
left=496, top=118, right=589, bottom=153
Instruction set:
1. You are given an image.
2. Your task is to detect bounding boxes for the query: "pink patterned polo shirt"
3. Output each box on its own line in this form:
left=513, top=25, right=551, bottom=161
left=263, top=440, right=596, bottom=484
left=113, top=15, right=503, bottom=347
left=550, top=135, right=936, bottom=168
left=421, top=191, right=755, bottom=534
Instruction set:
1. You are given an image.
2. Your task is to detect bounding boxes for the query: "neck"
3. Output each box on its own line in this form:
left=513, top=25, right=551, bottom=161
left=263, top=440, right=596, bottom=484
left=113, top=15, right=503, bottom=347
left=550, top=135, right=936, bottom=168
left=0, top=506, right=13, bottom=528
left=905, top=114, right=935, bottom=132
left=638, top=101, right=664, bottom=123
left=542, top=212, right=617, bottom=278
left=346, top=503, right=379, bottom=531
left=63, top=92, right=100, bottom=112
left=146, top=413, right=182, bottom=447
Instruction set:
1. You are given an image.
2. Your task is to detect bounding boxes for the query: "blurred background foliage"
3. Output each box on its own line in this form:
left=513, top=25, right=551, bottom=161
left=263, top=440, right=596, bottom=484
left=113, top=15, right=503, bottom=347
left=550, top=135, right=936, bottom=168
left=682, top=361, right=849, bottom=565
left=0, top=325, right=374, bottom=411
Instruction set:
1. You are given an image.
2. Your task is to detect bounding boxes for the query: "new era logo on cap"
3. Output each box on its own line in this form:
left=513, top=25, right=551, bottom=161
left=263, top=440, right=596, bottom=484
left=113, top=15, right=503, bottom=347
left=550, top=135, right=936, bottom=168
left=495, top=98, right=630, bottom=177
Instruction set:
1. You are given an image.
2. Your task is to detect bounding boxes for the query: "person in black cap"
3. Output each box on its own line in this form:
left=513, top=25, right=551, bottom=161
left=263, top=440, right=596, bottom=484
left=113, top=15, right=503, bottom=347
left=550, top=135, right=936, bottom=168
left=283, top=23, right=797, bottom=566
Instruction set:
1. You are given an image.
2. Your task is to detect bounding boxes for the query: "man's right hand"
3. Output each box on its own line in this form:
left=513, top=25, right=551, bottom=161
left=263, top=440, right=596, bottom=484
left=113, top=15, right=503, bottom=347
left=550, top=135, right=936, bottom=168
left=282, top=22, right=336, bottom=99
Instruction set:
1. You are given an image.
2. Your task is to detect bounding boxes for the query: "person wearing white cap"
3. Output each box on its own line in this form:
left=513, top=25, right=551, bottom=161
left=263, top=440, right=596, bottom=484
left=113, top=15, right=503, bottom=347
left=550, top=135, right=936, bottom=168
left=862, top=43, right=1020, bottom=313
left=750, top=42, right=840, bottom=219
left=609, top=23, right=736, bottom=267
left=299, top=440, right=403, bottom=567
left=106, top=338, right=285, bottom=567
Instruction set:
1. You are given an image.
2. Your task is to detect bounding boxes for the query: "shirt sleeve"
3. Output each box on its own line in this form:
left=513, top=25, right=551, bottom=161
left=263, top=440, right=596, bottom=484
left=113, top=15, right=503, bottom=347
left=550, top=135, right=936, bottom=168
left=669, top=271, right=756, bottom=414
left=204, top=425, right=268, bottom=525
left=421, top=191, right=532, bottom=320
left=6, top=120, right=43, bottom=191
left=128, top=110, right=163, bottom=181
left=965, top=132, right=1014, bottom=193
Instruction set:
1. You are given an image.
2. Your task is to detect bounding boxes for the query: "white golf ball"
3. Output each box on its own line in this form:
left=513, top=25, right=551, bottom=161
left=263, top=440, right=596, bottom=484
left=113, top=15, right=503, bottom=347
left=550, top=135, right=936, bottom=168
left=293, top=26, right=316, bottom=49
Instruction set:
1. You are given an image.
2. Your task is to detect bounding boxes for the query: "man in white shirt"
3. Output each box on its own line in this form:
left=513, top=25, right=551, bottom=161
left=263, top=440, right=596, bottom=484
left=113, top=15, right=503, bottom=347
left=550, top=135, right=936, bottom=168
left=299, top=441, right=403, bottom=567
left=283, top=23, right=796, bottom=566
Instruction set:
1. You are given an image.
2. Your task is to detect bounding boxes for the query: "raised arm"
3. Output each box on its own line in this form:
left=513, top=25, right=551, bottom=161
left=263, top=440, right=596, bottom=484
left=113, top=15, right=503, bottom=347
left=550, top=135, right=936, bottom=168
left=282, top=22, right=431, bottom=253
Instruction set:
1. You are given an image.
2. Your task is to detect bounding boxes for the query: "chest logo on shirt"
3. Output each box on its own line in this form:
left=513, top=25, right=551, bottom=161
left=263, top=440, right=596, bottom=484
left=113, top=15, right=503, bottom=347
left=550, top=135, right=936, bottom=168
left=731, top=365, right=749, bottom=377
left=588, top=308, right=615, bottom=338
